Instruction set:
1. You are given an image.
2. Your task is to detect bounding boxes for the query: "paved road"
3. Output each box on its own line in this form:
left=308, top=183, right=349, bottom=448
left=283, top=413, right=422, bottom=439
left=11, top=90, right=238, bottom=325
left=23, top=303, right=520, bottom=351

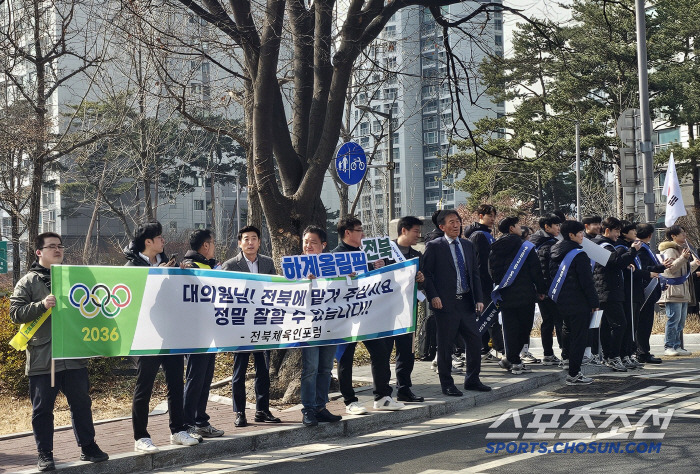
left=160, top=358, right=700, bottom=474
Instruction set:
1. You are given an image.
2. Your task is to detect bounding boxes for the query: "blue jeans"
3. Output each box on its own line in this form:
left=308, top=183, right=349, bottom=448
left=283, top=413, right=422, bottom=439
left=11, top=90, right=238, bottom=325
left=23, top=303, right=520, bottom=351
left=301, top=346, right=336, bottom=412
left=664, top=302, right=688, bottom=349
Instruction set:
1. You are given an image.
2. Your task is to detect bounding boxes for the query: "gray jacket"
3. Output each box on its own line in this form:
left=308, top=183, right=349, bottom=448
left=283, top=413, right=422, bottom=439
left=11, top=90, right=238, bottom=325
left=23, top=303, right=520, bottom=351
left=221, top=252, right=277, bottom=275
left=10, top=263, right=88, bottom=376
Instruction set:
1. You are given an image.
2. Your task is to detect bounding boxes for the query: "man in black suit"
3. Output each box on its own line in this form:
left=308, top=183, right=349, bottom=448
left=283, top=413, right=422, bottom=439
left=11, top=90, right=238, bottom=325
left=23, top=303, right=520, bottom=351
left=221, top=225, right=281, bottom=427
left=422, top=210, right=490, bottom=396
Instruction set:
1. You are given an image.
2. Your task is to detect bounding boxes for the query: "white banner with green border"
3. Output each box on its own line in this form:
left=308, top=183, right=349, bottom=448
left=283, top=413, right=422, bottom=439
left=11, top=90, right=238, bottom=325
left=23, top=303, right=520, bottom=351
left=51, top=260, right=418, bottom=359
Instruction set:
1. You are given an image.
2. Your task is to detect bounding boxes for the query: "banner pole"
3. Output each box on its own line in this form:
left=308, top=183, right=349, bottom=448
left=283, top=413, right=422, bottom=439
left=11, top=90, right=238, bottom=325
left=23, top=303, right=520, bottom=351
left=51, top=358, right=55, bottom=388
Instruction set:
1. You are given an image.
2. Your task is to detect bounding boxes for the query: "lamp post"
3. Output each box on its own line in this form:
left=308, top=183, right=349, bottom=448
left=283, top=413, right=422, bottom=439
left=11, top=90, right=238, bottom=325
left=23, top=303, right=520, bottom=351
left=558, top=117, right=582, bottom=220
left=357, top=105, right=395, bottom=223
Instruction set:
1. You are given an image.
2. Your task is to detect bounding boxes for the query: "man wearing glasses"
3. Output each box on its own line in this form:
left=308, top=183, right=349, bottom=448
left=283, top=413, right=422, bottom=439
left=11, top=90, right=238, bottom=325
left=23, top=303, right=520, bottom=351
left=11, top=232, right=109, bottom=471
left=332, top=217, right=405, bottom=414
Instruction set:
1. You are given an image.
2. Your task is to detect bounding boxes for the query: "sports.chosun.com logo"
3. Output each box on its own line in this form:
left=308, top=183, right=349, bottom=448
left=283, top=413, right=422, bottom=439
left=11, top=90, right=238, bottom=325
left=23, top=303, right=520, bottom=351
left=69, top=283, right=132, bottom=318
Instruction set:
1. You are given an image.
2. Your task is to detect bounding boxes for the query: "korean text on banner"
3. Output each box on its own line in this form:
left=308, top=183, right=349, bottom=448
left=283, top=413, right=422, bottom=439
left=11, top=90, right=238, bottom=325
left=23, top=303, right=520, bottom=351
left=51, top=260, right=419, bottom=359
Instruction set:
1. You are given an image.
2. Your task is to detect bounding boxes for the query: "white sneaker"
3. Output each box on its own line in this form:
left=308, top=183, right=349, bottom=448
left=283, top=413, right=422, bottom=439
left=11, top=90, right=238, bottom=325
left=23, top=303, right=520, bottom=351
left=170, top=431, right=199, bottom=446
left=676, top=348, right=692, bottom=355
left=430, top=359, right=438, bottom=370
left=134, top=437, right=159, bottom=454
left=345, top=401, right=368, bottom=415
left=373, top=396, right=405, bottom=411
left=665, top=348, right=679, bottom=356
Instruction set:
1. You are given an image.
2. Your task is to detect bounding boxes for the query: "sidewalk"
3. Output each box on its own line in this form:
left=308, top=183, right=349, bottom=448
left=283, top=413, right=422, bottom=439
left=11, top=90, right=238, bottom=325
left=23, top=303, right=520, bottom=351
left=0, top=351, right=611, bottom=474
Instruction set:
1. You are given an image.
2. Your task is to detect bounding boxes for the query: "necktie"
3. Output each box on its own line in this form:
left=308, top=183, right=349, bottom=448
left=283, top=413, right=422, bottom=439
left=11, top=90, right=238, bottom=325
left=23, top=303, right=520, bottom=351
left=453, top=240, right=468, bottom=293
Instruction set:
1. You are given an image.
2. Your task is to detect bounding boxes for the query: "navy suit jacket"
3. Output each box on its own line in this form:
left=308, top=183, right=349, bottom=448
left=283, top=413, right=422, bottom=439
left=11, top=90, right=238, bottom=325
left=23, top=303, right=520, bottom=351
left=422, top=236, right=483, bottom=312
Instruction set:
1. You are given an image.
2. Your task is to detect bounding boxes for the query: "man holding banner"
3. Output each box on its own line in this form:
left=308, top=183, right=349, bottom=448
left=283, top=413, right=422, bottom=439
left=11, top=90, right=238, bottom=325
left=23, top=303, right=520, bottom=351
left=125, top=221, right=199, bottom=453
left=221, top=225, right=281, bottom=427
left=10, top=232, right=109, bottom=470
left=549, top=221, right=600, bottom=385
left=181, top=229, right=225, bottom=439
left=423, top=210, right=489, bottom=396
left=488, top=217, right=547, bottom=375
left=332, top=217, right=403, bottom=413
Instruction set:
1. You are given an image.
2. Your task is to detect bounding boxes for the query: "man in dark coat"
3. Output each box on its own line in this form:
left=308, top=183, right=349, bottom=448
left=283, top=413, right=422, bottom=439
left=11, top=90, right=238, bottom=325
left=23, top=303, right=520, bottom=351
left=423, top=210, right=489, bottom=396
left=488, top=216, right=547, bottom=375
left=550, top=220, right=600, bottom=385
left=528, top=214, right=563, bottom=365
left=464, top=204, right=503, bottom=362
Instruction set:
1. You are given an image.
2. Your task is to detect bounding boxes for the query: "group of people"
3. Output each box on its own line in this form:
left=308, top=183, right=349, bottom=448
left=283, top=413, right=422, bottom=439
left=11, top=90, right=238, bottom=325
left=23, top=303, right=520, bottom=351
left=9, top=207, right=695, bottom=471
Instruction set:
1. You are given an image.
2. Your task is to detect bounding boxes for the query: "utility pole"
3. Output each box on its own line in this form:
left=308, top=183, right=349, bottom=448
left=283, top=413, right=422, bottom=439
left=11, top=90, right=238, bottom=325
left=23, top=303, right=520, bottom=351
left=635, top=0, right=656, bottom=225
left=575, top=121, right=581, bottom=221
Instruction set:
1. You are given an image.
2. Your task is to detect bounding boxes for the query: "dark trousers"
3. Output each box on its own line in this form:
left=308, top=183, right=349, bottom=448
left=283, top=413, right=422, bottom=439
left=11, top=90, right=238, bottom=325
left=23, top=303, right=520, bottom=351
left=338, top=338, right=392, bottom=403
left=132, top=355, right=185, bottom=440
left=489, top=322, right=505, bottom=353
left=386, top=333, right=415, bottom=394
left=418, top=311, right=437, bottom=360
left=539, top=298, right=562, bottom=356
left=621, top=301, right=642, bottom=358
left=637, top=302, right=656, bottom=355
left=29, top=368, right=95, bottom=452
left=587, top=327, right=600, bottom=355
left=183, top=353, right=216, bottom=428
left=561, top=309, right=591, bottom=377
left=232, top=351, right=270, bottom=413
left=600, top=301, right=627, bottom=360
left=435, top=298, right=482, bottom=389
left=500, top=304, right=535, bottom=365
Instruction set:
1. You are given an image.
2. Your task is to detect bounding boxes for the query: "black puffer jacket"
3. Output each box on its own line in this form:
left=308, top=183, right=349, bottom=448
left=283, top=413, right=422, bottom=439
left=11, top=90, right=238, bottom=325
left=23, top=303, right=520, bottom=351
left=615, top=238, right=647, bottom=304
left=488, top=233, right=546, bottom=308
left=529, top=230, right=558, bottom=287
left=464, top=222, right=495, bottom=300
left=637, top=242, right=666, bottom=304
left=182, top=250, right=217, bottom=269
left=424, top=227, right=444, bottom=243
left=592, top=235, right=637, bottom=303
left=549, top=239, right=599, bottom=312
left=123, top=241, right=169, bottom=267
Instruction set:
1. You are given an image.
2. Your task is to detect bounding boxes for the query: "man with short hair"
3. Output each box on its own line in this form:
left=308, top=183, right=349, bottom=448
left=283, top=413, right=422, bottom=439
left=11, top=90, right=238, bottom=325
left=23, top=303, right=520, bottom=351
left=489, top=217, right=547, bottom=375
left=386, top=216, right=426, bottom=403
left=582, top=216, right=602, bottom=241
left=464, top=204, right=503, bottom=362
left=529, top=214, right=563, bottom=365
left=635, top=223, right=671, bottom=364
left=333, top=217, right=404, bottom=413
left=423, top=210, right=490, bottom=396
left=181, top=229, right=225, bottom=439
left=593, top=217, right=641, bottom=372
left=125, top=221, right=199, bottom=453
left=222, top=225, right=281, bottom=427
left=11, top=232, right=109, bottom=471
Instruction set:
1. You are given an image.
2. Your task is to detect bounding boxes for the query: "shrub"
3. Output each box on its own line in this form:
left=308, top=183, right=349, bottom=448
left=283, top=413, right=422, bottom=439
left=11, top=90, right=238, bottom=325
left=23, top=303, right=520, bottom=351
left=0, top=297, right=29, bottom=396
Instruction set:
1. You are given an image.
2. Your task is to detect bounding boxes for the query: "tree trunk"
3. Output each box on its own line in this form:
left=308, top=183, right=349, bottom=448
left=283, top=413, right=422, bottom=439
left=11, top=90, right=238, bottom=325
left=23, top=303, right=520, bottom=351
left=536, top=170, right=544, bottom=216
left=12, top=214, right=21, bottom=285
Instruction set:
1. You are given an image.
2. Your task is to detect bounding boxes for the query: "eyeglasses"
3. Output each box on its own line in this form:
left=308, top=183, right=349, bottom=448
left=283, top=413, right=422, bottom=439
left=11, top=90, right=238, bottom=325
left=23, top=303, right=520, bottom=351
left=350, top=228, right=364, bottom=233
left=41, top=245, right=65, bottom=250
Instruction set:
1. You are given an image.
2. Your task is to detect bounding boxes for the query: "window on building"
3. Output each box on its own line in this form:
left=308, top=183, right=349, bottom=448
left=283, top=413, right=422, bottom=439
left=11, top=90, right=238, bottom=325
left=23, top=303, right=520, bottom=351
left=387, top=41, right=396, bottom=52
left=393, top=148, right=400, bottom=160
left=372, top=120, right=381, bottom=133
left=657, top=128, right=680, bottom=145
left=425, top=190, right=440, bottom=201
left=495, top=19, right=502, bottom=30
left=170, top=221, right=177, bottom=231
left=423, top=116, right=438, bottom=130
left=194, top=200, right=205, bottom=211
left=425, top=131, right=438, bottom=144
left=425, top=176, right=439, bottom=188
left=360, top=122, right=369, bottom=135
left=495, top=35, right=503, bottom=46
left=394, top=162, right=400, bottom=174
left=384, top=25, right=396, bottom=37
left=384, top=88, right=397, bottom=100
left=424, top=100, right=437, bottom=114
left=360, top=136, right=370, bottom=147
left=375, top=194, right=383, bottom=205
left=385, top=57, right=397, bottom=69
left=393, top=132, right=399, bottom=145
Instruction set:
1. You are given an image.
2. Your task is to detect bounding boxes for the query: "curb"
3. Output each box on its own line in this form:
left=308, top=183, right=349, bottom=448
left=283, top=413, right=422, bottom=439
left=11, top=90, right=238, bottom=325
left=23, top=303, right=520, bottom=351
left=527, top=333, right=700, bottom=348
left=10, top=371, right=566, bottom=474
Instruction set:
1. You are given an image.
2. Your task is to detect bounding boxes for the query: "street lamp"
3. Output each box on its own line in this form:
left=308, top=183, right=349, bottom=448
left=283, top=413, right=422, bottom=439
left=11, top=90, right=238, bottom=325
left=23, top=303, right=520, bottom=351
left=557, top=117, right=581, bottom=220
left=357, top=105, right=395, bottom=222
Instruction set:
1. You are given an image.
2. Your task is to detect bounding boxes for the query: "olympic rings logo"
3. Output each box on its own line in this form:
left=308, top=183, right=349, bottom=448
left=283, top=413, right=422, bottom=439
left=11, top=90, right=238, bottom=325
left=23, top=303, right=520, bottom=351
left=68, top=283, right=132, bottom=319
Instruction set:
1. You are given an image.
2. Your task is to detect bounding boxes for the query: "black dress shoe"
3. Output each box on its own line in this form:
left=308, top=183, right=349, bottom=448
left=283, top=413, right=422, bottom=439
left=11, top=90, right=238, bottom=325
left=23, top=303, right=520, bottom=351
left=80, top=441, right=109, bottom=463
left=315, top=408, right=342, bottom=422
left=37, top=451, right=55, bottom=472
left=254, top=410, right=281, bottom=423
left=234, top=412, right=247, bottom=427
left=641, top=353, right=662, bottom=364
left=442, top=385, right=463, bottom=397
left=302, top=410, right=318, bottom=427
left=464, top=382, right=492, bottom=392
left=397, top=390, right=425, bottom=403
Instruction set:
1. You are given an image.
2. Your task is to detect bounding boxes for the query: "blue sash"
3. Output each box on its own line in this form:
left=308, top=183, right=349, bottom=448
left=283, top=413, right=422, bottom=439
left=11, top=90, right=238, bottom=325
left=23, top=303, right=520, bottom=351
left=535, top=237, right=556, bottom=251
left=548, top=248, right=583, bottom=302
left=614, top=244, right=642, bottom=270
left=491, top=241, right=535, bottom=305
left=475, top=230, right=495, bottom=244
left=477, top=302, right=500, bottom=335
left=640, top=242, right=659, bottom=266
left=665, top=272, right=691, bottom=285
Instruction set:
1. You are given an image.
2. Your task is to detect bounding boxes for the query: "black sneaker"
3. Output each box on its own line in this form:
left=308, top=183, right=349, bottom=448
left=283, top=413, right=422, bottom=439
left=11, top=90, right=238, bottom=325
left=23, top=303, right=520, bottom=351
left=80, top=442, right=109, bottom=463
left=37, top=451, right=55, bottom=471
left=315, top=408, right=342, bottom=422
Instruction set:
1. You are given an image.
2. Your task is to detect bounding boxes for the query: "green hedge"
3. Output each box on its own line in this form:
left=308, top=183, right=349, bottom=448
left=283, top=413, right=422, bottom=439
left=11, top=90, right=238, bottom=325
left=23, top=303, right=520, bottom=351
left=0, top=297, right=29, bottom=396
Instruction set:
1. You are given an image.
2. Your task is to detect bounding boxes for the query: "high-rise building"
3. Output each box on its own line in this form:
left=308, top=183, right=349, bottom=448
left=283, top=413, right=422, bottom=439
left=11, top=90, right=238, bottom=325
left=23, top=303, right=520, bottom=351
left=346, top=2, right=505, bottom=234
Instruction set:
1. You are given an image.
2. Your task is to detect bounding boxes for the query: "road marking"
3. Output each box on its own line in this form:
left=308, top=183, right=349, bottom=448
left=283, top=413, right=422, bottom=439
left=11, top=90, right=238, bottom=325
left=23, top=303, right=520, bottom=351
left=607, top=386, right=699, bottom=410
left=575, top=386, right=665, bottom=410
left=636, top=369, right=700, bottom=378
